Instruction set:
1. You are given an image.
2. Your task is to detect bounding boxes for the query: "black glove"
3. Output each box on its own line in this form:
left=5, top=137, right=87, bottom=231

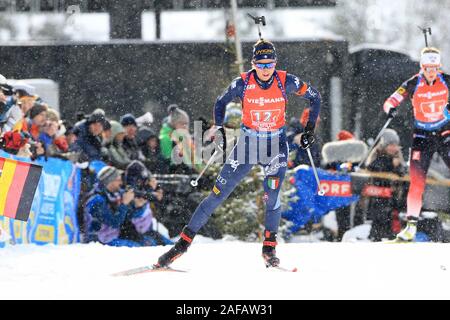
left=217, top=127, right=226, bottom=149
left=299, top=121, right=316, bottom=149
left=217, top=127, right=227, bottom=162
left=387, top=107, right=397, bottom=119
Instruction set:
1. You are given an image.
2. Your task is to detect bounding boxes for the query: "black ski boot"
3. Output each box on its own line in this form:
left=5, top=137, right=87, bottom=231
left=262, top=230, right=280, bottom=268
left=154, top=226, right=196, bottom=268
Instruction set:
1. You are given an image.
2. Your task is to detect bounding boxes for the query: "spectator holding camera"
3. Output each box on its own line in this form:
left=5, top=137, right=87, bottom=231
left=124, top=160, right=164, bottom=204
left=119, top=161, right=171, bottom=246
left=84, top=165, right=138, bottom=246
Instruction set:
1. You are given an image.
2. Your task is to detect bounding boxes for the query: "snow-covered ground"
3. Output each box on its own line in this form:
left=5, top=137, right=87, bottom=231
left=1, top=240, right=450, bottom=300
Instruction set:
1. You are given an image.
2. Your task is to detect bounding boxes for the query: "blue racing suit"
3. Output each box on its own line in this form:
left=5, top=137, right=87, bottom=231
left=187, top=69, right=321, bottom=234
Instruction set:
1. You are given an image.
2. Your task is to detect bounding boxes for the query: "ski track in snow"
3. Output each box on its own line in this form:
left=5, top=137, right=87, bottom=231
left=1, top=242, right=450, bottom=300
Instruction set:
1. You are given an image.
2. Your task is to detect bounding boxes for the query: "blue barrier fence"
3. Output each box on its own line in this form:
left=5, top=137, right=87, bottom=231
left=282, top=167, right=360, bottom=234
left=0, top=151, right=81, bottom=247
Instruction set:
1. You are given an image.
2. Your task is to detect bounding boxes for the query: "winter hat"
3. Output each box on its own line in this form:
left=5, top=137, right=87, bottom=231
left=92, top=108, right=106, bottom=116
left=252, top=39, right=277, bottom=61
left=420, top=47, right=441, bottom=67
left=125, top=160, right=150, bottom=188
left=87, top=112, right=107, bottom=126
left=137, top=126, right=157, bottom=146
left=380, top=129, right=400, bottom=147
left=167, top=105, right=189, bottom=127
left=337, top=130, right=355, bottom=141
left=13, top=82, right=36, bottom=97
left=110, top=120, right=125, bottom=139
left=29, top=102, right=48, bottom=119
left=136, top=112, right=154, bottom=127
left=120, top=113, right=137, bottom=127
left=97, top=166, right=123, bottom=186
left=46, top=108, right=60, bottom=123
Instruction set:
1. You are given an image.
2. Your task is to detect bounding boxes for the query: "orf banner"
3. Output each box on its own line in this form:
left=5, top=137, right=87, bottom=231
left=282, top=167, right=360, bottom=234
left=0, top=150, right=81, bottom=246
left=0, top=156, right=42, bottom=221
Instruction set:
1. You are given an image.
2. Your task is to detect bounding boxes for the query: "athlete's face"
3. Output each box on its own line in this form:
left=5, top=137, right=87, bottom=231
left=422, top=65, right=439, bottom=83
left=253, top=59, right=277, bottom=82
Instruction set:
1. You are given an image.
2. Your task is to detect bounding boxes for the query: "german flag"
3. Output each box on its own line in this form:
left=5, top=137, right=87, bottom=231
left=0, top=157, right=42, bottom=221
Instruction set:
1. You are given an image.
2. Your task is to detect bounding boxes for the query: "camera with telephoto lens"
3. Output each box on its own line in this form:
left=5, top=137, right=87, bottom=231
left=133, top=187, right=149, bottom=200
left=28, top=137, right=47, bottom=161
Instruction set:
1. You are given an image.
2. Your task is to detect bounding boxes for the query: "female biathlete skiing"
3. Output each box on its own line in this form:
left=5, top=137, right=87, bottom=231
left=154, top=39, right=321, bottom=268
left=383, top=47, right=450, bottom=242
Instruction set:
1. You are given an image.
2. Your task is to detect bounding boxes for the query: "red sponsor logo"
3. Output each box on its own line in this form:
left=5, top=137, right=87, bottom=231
left=318, top=181, right=352, bottom=197
left=362, top=185, right=393, bottom=198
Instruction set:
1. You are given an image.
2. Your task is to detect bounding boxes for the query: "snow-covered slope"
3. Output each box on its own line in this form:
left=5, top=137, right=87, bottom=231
left=1, top=241, right=450, bottom=300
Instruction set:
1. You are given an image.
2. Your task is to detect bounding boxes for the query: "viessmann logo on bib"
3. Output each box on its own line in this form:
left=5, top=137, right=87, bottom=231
left=246, top=97, right=285, bottom=107
left=417, top=90, right=447, bottom=99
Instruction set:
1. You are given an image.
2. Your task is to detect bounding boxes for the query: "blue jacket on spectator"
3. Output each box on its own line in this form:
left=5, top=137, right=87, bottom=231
left=84, top=184, right=131, bottom=245
left=70, top=120, right=103, bottom=161
left=0, top=96, right=15, bottom=122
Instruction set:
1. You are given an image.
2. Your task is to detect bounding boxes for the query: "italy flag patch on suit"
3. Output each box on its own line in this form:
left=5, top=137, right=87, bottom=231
left=267, top=177, right=280, bottom=190
left=0, top=157, right=42, bottom=221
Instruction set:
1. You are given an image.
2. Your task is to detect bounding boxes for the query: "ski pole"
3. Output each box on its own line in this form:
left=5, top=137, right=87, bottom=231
left=247, top=13, right=266, bottom=40
left=418, top=26, right=432, bottom=47
left=306, top=147, right=325, bottom=196
left=190, top=145, right=223, bottom=187
left=357, top=117, right=393, bottom=170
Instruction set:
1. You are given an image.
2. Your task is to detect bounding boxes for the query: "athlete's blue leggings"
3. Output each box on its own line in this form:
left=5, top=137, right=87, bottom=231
left=187, top=128, right=288, bottom=234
